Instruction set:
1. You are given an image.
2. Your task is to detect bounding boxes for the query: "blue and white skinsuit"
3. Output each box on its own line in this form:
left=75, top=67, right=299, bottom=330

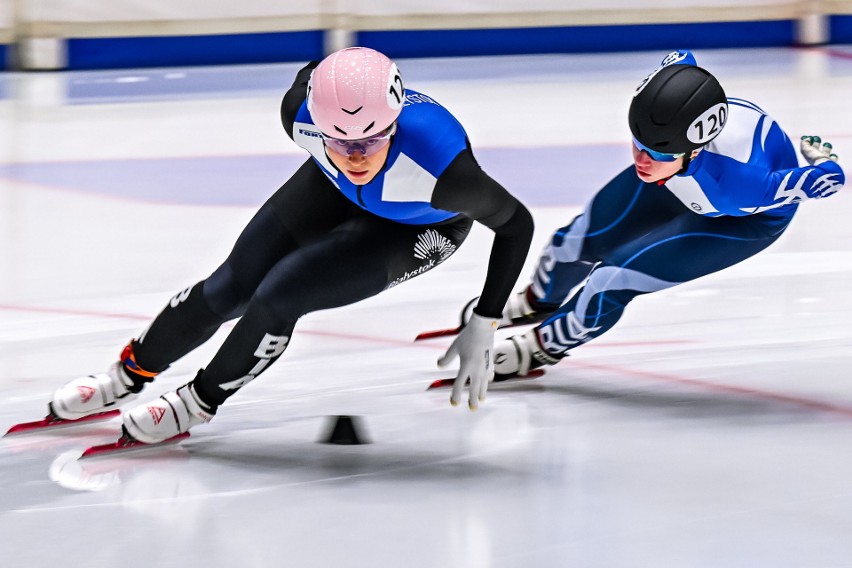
left=529, top=61, right=845, bottom=359
left=125, top=61, right=533, bottom=407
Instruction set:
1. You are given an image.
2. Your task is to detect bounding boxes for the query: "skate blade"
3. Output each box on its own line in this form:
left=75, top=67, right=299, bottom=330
left=80, top=432, right=190, bottom=460
left=4, top=410, right=121, bottom=437
left=414, top=326, right=463, bottom=341
left=427, top=369, right=546, bottom=390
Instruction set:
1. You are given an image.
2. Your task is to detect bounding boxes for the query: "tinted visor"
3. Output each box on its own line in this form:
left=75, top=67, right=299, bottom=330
left=322, top=123, right=396, bottom=157
left=632, top=138, right=686, bottom=162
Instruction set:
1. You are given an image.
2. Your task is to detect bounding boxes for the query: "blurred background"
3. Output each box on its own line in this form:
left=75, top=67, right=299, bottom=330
left=2, top=2, right=852, bottom=568
left=0, top=0, right=848, bottom=70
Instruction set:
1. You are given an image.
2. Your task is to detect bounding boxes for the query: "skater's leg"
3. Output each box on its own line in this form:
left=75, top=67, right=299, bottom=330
left=193, top=216, right=472, bottom=406
left=123, top=216, right=472, bottom=441
left=539, top=212, right=791, bottom=358
left=50, top=160, right=356, bottom=419
left=505, top=166, right=686, bottom=324
left=495, top=211, right=792, bottom=374
left=131, top=160, right=358, bottom=376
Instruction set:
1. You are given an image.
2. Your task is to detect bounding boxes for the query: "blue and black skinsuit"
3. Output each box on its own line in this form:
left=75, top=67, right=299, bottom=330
left=121, top=62, right=533, bottom=407
left=528, top=62, right=844, bottom=359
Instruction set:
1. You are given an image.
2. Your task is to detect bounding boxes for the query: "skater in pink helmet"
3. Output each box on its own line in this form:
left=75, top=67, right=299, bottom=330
left=36, top=47, right=533, bottom=447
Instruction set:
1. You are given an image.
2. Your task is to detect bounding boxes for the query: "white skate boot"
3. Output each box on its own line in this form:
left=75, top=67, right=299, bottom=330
left=461, top=288, right=552, bottom=329
left=122, top=383, right=215, bottom=444
left=50, top=363, right=141, bottom=420
left=494, top=329, right=561, bottom=377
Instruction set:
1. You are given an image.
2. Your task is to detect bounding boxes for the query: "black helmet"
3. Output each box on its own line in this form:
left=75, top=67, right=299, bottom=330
left=629, top=64, right=728, bottom=155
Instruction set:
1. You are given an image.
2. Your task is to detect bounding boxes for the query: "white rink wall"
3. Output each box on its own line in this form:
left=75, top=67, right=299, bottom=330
left=0, top=0, right=12, bottom=43
left=14, top=0, right=808, bottom=34
left=0, top=0, right=851, bottom=68
left=8, top=0, right=837, bottom=35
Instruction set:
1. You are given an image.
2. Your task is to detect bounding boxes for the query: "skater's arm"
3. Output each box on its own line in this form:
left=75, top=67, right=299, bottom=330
left=711, top=149, right=844, bottom=214
left=280, top=61, right=320, bottom=140
left=432, top=149, right=534, bottom=318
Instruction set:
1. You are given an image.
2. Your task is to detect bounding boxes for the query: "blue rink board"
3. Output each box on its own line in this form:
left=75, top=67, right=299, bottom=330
left=61, top=21, right=798, bottom=70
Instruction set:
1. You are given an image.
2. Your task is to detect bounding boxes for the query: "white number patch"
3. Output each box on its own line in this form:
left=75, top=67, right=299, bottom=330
left=688, top=103, right=728, bottom=144
left=660, top=50, right=688, bottom=67
left=386, top=64, right=404, bottom=109
left=633, top=67, right=662, bottom=97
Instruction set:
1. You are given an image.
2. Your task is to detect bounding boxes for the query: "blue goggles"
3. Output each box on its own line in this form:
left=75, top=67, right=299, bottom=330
left=632, top=138, right=686, bottom=162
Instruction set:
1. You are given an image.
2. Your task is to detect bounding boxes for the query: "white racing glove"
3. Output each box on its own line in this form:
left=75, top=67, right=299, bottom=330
left=800, top=135, right=839, bottom=165
left=437, top=312, right=499, bottom=410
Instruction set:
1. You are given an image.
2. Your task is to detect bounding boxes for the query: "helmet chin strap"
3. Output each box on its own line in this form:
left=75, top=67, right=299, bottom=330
left=655, top=147, right=703, bottom=186
left=677, top=147, right=703, bottom=175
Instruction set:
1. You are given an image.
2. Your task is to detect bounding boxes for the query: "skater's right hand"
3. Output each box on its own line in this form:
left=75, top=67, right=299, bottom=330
left=800, top=135, right=839, bottom=165
left=438, top=312, right=498, bottom=411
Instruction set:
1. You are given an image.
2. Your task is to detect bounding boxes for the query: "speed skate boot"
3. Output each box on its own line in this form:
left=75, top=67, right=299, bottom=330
left=122, top=381, right=215, bottom=444
left=461, top=287, right=555, bottom=329
left=494, top=329, right=561, bottom=378
left=49, top=343, right=154, bottom=420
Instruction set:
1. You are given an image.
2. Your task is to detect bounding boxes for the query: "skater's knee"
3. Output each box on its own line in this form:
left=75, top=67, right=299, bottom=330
left=203, top=265, right=253, bottom=319
left=252, top=266, right=327, bottom=322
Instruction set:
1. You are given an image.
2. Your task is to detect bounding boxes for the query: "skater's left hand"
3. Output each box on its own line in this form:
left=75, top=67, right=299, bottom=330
left=800, top=135, right=839, bottom=165
left=438, top=312, right=498, bottom=410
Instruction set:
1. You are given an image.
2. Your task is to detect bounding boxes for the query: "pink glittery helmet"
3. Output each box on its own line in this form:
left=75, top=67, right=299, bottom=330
left=307, top=47, right=405, bottom=140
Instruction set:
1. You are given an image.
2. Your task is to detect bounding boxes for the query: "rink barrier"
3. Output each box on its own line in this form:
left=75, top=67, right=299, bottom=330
left=66, top=31, right=324, bottom=70
left=2, top=6, right=852, bottom=70
left=14, top=20, right=804, bottom=70
left=358, top=21, right=796, bottom=59
left=830, top=14, right=852, bottom=42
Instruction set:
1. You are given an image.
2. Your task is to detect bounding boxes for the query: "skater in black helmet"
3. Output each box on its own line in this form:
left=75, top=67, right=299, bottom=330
left=459, top=50, right=844, bottom=377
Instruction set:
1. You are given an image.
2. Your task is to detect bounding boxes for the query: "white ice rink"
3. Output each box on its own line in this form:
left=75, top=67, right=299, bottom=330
left=2, top=47, right=852, bottom=567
